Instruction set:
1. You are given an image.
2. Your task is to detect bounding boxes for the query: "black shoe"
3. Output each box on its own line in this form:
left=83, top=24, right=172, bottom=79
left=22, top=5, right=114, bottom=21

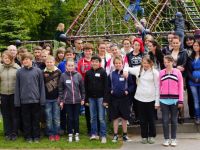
left=178, top=117, right=184, bottom=124
left=5, top=135, right=12, bottom=141
left=11, top=134, right=17, bottom=141
left=122, top=135, right=132, bottom=142
left=112, top=135, right=118, bottom=143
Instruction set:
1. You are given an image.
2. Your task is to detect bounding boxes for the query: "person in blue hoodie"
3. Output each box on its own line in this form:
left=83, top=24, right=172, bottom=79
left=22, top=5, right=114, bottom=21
left=108, top=56, right=134, bottom=143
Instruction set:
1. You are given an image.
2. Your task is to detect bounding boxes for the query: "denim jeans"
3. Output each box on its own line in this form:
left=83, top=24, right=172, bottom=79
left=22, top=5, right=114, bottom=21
left=190, top=86, right=200, bottom=119
left=89, top=98, right=106, bottom=137
left=45, top=100, right=60, bottom=136
left=160, top=103, right=178, bottom=139
left=124, top=4, right=144, bottom=21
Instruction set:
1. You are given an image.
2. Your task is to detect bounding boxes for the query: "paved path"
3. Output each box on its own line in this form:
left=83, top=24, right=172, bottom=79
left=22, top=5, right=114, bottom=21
left=121, top=133, right=200, bottom=150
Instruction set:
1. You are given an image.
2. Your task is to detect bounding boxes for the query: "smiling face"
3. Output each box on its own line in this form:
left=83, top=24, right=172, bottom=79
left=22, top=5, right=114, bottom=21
left=193, top=41, right=200, bottom=53
left=123, top=39, right=131, bottom=50
left=2, top=54, right=12, bottom=65
left=66, top=61, right=75, bottom=72
left=164, top=58, right=173, bottom=69
left=172, top=38, right=181, bottom=51
left=148, top=42, right=156, bottom=53
left=114, top=58, right=123, bottom=70
left=133, top=41, right=141, bottom=52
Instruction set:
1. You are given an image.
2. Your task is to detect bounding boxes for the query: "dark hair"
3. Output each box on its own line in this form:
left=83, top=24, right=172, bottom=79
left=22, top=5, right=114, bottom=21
left=191, top=40, right=200, bottom=59
left=91, top=55, right=102, bottom=63
left=184, top=35, right=195, bottom=49
left=173, top=35, right=181, bottom=42
left=164, top=55, right=174, bottom=62
left=33, top=46, right=42, bottom=51
left=65, top=47, right=74, bottom=56
left=55, top=47, right=65, bottom=63
left=21, top=52, right=33, bottom=61
left=97, top=40, right=106, bottom=48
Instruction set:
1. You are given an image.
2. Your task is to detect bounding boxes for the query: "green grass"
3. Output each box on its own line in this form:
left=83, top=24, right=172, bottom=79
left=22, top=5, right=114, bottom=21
left=0, top=117, right=122, bottom=149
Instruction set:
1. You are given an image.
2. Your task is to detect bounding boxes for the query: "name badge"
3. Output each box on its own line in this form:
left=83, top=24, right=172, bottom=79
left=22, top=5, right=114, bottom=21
left=66, top=80, right=71, bottom=84
left=95, top=73, right=100, bottom=77
left=119, top=77, right=125, bottom=81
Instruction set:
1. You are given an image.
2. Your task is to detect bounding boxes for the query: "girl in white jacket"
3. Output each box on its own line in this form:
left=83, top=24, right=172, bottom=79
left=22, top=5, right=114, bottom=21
left=124, top=55, right=159, bottom=144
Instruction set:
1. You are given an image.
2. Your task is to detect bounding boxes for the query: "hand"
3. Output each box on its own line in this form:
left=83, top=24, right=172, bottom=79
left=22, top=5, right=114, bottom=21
left=85, top=103, right=89, bottom=106
left=155, top=106, right=160, bottom=110
left=123, top=71, right=128, bottom=78
left=103, top=103, right=108, bottom=108
left=111, top=90, right=113, bottom=94
left=177, top=66, right=185, bottom=72
left=178, top=104, right=183, bottom=108
left=125, top=91, right=128, bottom=95
left=81, top=100, right=84, bottom=105
left=60, top=102, right=64, bottom=110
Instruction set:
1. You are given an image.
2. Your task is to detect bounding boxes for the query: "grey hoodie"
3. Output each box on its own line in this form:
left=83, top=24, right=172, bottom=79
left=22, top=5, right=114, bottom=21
left=59, top=71, right=85, bottom=104
left=14, top=66, right=46, bottom=107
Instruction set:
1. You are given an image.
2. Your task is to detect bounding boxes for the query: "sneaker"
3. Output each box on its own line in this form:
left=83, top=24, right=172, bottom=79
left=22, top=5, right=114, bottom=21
left=11, top=134, right=17, bottom=141
left=68, top=134, right=73, bottom=142
left=112, top=135, right=118, bottom=143
left=5, top=135, right=12, bottom=141
left=49, top=135, right=55, bottom=141
left=90, top=135, right=97, bottom=140
left=33, top=138, right=40, bottom=143
left=171, top=139, right=177, bottom=146
left=54, top=135, right=60, bottom=141
left=75, top=133, right=80, bottom=142
left=148, top=137, right=155, bottom=144
left=26, top=138, right=32, bottom=143
left=101, top=137, right=107, bottom=144
left=162, top=139, right=170, bottom=146
left=123, top=135, right=132, bottom=142
left=141, top=138, right=148, bottom=144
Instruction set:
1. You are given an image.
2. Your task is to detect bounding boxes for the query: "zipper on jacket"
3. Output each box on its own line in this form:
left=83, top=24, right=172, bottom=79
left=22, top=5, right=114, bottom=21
left=70, top=72, right=75, bottom=104
left=7, top=68, right=9, bottom=94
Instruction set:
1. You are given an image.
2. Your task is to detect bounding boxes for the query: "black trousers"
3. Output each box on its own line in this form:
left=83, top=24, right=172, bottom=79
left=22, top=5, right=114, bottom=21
left=137, top=100, right=156, bottom=138
left=60, top=108, right=67, bottom=131
left=186, top=78, right=195, bottom=118
left=21, top=103, right=40, bottom=139
left=0, top=94, right=18, bottom=136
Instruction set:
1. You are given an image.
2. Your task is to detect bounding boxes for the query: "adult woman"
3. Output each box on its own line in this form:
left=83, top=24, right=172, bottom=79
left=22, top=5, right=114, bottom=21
left=187, top=40, right=200, bottom=124
left=0, top=50, right=20, bottom=140
left=148, top=40, right=164, bottom=71
left=55, top=47, right=65, bottom=66
left=121, top=38, right=133, bottom=55
left=54, top=23, right=65, bottom=41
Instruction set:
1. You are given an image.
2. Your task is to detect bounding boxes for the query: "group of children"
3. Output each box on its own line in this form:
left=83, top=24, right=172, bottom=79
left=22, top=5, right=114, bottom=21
left=0, top=32, right=200, bottom=147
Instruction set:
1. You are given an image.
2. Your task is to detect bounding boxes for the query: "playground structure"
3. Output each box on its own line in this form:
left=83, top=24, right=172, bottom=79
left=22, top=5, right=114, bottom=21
left=66, top=0, right=200, bottom=41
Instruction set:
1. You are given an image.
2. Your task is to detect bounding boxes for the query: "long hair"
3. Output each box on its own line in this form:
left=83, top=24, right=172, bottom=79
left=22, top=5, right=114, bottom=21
left=191, top=40, right=200, bottom=59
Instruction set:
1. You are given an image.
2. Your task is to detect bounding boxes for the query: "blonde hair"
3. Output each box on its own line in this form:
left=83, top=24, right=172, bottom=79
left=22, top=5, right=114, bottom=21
left=56, top=23, right=65, bottom=31
left=45, top=55, right=55, bottom=62
left=2, top=50, right=14, bottom=63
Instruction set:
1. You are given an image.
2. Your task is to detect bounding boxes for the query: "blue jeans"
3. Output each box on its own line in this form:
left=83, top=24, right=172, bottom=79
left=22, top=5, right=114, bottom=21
left=89, top=98, right=106, bottom=137
left=45, top=100, right=60, bottom=136
left=190, top=86, right=200, bottom=119
left=124, top=4, right=144, bottom=21
left=160, top=103, right=178, bottom=139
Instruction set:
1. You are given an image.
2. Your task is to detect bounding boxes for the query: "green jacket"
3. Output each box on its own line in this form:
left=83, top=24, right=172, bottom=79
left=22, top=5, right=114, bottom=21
left=0, top=63, right=20, bottom=95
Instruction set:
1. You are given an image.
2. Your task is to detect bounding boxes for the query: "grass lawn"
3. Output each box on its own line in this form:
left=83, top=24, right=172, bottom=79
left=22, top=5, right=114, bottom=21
left=0, top=116, right=122, bottom=149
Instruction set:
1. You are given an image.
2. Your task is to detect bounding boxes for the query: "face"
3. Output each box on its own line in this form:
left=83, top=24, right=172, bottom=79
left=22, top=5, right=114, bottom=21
left=98, top=44, right=106, bottom=54
left=105, top=43, right=112, bottom=54
left=65, top=53, right=75, bottom=59
left=168, top=34, right=174, bottom=44
left=172, top=39, right=181, bottom=50
left=193, top=42, right=200, bottom=53
left=2, top=55, right=12, bottom=65
left=34, top=50, right=42, bottom=60
left=148, top=42, right=156, bottom=52
left=111, top=46, right=120, bottom=57
left=9, top=48, right=17, bottom=57
left=58, top=52, right=65, bottom=60
left=91, top=59, right=100, bottom=70
left=41, top=52, right=48, bottom=62
left=123, top=40, right=131, bottom=50
left=164, top=58, right=173, bottom=68
left=186, top=39, right=194, bottom=47
left=22, top=58, right=32, bottom=67
left=74, top=40, right=83, bottom=51
left=133, top=41, right=141, bottom=52
left=145, top=37, right=151, bottom=46
left=45, top=59, right=55, bottom=70
left=84, top=49, right=93, bottom=59
left=114, top=59, right=123, bottom=70
left=66, top=61, right=75, bottom=72
left=142, top=59, right=151, bottom=70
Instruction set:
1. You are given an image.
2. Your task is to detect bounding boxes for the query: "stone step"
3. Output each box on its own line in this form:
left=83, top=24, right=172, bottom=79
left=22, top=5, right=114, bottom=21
left=128, top=119, right=200, bottom=134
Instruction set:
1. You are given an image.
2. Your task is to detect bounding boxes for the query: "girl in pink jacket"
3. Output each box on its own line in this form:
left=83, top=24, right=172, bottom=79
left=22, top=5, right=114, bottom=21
left=159, top=55, right=184, bottom=147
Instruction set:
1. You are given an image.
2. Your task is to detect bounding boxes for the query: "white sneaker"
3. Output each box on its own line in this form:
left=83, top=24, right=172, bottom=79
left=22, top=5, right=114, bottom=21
left=90, top=135, right=97, bottom=140
left=171, top=139, right=177, bottom=146
left=68, top=134, right=73, bottom=142
left=162, top=139, right=170, bottom=146
left=75, top=133, right=79, bottom=142
left=101, top=137, right=107, bottom=144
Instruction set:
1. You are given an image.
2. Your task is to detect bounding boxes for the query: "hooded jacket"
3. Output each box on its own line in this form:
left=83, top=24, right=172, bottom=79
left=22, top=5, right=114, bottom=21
left=59, top=71, right=85, bottom=104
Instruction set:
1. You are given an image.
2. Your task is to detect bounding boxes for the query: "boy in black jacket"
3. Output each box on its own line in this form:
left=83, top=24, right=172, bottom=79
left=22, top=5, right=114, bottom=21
left=14, top=52, right=45, bottom=143
left=85, top=56, right=108, bottom=144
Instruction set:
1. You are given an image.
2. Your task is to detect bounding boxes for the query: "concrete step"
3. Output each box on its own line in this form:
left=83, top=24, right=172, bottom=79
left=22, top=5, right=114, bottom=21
left=128, top=118, right=200, bottom=134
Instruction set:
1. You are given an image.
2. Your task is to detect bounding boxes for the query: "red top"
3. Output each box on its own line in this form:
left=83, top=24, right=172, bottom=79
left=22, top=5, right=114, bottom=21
left=77, top=58, right=91, bottom=80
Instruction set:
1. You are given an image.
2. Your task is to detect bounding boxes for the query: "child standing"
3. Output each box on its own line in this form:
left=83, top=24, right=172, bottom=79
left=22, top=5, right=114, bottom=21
left=124, top=55, right=159, bottom=144
left=59, top=59, right=85, bottom=142
left=43, top=56, right=61, bottom=141
left=14, top=52, right=45, bottom=143
left=109, top=56, right=134, bottom=142
left=159, top=55, right=184, bottom=147
left=85, top=56, right=108, bottom=143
